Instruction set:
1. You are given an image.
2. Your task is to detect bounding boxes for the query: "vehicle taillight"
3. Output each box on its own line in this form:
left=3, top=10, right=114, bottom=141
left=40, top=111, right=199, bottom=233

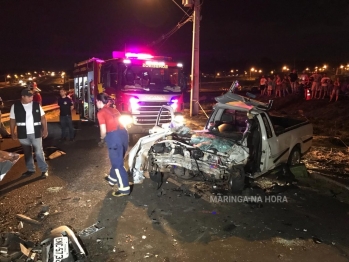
left=129, top=97, right=139, bottom=111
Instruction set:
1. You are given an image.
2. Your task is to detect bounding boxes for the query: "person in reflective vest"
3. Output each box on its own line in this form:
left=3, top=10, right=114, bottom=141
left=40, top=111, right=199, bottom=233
left=9, top=88, right=48, bottom=179
left=96, top=93, right=130, bottom=197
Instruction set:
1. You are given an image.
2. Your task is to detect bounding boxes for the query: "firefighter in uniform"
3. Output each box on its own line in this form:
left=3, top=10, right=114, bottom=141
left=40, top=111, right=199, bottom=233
left=96, top=93, right=130, bottom=197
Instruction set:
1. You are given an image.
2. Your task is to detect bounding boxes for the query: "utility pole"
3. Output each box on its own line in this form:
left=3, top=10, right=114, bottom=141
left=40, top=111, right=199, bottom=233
left=183, top=0, right=200, bottom=116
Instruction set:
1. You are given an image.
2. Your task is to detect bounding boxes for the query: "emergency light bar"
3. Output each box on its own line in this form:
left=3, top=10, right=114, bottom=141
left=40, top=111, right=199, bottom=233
left=125, top=52, right=153, bottom=60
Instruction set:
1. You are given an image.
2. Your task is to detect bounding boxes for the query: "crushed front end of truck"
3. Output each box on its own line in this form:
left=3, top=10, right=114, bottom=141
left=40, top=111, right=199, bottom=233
left=128, top=105, right=249, bottom=191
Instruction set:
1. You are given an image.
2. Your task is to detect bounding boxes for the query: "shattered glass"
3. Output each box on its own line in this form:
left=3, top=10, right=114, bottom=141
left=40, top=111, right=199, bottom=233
left=190, top=133, right=236, bottom=153
left=172, top=126, right=192, bottom=136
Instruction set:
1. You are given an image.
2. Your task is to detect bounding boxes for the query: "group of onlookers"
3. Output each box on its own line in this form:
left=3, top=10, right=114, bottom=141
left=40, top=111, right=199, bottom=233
left=259, top=70, right=349, bottom=102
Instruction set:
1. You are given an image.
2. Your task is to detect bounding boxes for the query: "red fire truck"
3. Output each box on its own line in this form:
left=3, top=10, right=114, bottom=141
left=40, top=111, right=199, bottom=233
left=73, top=51, right=187, bottom=134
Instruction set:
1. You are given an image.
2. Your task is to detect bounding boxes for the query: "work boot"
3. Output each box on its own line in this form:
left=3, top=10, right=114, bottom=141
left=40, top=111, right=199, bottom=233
left=21, top=170, right=35, bottom=177
left=104, top=176, right=115, bottom=187
left=112, top=191, right=129, bottom=197
left=40, top=171, right=48, bottom=179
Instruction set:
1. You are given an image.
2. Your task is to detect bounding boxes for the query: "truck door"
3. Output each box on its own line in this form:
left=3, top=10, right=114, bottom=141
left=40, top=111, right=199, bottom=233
left=258, top=113, right=287, bottom=172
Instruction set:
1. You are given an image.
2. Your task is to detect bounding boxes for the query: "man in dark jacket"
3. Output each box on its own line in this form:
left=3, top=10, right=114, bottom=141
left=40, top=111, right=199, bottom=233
left=289, top=69, right=298, bottom=94
left=9, top=88, right=48, bottom=178
left=58, top=88, right=74, bottom=141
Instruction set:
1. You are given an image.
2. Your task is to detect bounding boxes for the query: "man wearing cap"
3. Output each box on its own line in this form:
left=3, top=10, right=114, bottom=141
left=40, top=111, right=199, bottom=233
left=9, top=88, right=49, bottom=178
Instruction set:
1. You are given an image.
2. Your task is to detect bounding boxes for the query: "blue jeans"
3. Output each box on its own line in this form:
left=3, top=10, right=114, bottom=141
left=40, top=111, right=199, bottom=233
left=60, top=115, right=74, bottom=139
left=105, top=129, right=130, bottom=194
left=19, top=134, right=48, bottom=172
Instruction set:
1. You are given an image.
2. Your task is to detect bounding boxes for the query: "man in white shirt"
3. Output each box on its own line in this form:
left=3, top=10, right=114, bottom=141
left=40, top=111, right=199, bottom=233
left=9, top=88, right=49, bottom=178
left=319, top=74, right=330, bottom=99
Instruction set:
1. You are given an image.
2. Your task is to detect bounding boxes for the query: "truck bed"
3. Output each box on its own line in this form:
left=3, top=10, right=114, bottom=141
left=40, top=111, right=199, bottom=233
left=268, top=115, right=310, bottom=136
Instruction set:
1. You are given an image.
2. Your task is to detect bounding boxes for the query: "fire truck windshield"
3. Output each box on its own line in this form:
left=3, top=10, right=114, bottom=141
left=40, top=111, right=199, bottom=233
left=121, top=64, right=182, bottom=93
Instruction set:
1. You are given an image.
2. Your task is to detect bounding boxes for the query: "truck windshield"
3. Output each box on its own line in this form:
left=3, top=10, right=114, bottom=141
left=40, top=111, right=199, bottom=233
left=121, top=64, right=182, bottom=93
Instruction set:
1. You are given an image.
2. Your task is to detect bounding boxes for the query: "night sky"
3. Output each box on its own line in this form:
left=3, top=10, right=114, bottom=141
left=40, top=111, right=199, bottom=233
left=1, top=0, right=349, bottom=73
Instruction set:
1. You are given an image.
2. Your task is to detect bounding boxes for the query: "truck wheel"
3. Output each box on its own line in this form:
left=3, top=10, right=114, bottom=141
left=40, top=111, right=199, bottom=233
left=228, top=166, right=245, bottom=193
left=288, top=146, right=301, bottom=166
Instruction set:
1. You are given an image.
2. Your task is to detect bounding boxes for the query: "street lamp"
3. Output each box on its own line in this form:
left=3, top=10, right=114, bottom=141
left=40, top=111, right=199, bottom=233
left=61, top=72, right=66, bottom=84
left=250, top=68, right=255, bottom=79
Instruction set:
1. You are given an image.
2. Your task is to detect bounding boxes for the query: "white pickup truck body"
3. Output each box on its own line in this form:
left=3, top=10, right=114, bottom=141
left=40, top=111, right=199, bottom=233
left=128, top=88, right=313, bottom=191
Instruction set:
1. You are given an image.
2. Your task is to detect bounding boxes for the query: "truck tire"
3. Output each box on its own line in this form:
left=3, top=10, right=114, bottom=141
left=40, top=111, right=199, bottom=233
left=287, top=146, right=301, bottom=166
left=228, top=166, right=245, bottom=193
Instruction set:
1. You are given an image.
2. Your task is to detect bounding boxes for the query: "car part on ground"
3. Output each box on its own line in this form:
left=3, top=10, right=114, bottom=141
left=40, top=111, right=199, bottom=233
left=0, top=226, right=87, bottom=262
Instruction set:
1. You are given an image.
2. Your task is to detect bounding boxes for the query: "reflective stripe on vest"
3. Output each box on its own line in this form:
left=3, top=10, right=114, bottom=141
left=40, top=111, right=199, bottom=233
left=34, top=122, right=41, bottom=126
left=17, top=122, right=26, bottom=126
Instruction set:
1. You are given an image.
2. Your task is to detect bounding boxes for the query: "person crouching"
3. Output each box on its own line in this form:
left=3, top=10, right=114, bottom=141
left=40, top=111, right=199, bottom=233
left=96, top=93, right=130, bottom=197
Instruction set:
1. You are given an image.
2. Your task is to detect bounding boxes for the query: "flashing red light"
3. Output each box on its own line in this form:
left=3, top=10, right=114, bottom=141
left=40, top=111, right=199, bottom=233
left=125, top=52, right=153, bottom=60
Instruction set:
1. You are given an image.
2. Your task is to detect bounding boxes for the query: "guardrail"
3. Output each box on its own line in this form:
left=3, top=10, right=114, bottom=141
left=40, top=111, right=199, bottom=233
left=1, top=104, right=60, bottom=123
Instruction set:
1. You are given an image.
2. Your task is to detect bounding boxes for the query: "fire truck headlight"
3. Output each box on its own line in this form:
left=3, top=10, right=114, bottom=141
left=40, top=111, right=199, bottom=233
left=170, top=98, right=179, bottom=111
left=129, top=97, right=140, bottom=111
left=119, top=114, right=133, bottom=127
left=170, top=102, right=178, bottom=110
left=173, top=113, right=184, bottom=126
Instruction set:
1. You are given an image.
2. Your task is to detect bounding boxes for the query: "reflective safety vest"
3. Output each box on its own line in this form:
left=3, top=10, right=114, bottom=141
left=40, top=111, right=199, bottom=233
left=14, top=101, right=42, bottom=139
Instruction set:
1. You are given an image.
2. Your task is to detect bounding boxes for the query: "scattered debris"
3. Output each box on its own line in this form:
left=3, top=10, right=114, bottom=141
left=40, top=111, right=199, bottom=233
left=223, top=223, right=237, bottom=232
left=142, top=235, right=147, bottom=239
left=62, top=197, right=72, bottom=200
left=48, top=149, right=66, bottom=159
left=16, top=214, right=41, bottom=225
left=18, top=221, right=23, bottom=230
left=273, top=237, right=306, bottom=247
left=312, top=237, right=322, bottom=244
left=47, top=187, right=63, bottom=193
left=79, top=222, right=105, bottom=237
left=152, top=218, right=160, bottom=225
left=19, top=243, right=32, bottom=257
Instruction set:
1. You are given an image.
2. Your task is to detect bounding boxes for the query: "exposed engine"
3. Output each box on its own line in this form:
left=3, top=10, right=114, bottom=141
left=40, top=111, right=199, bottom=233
left=147, top=131, right=249, bottom=181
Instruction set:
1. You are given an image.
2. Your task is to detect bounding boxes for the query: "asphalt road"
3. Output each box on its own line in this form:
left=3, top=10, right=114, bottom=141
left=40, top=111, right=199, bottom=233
left=0, top=114, right=349, bottom=261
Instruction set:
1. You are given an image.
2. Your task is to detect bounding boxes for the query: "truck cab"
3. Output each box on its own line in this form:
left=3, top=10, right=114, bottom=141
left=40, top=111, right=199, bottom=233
left=206, top=83, right=313, bottom=177
left=100, top=52, right=187, bottom=134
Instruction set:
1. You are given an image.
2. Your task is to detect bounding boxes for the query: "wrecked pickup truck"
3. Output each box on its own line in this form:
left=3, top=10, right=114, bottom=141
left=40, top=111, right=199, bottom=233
left=128, top=84, right=313, bottom=192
